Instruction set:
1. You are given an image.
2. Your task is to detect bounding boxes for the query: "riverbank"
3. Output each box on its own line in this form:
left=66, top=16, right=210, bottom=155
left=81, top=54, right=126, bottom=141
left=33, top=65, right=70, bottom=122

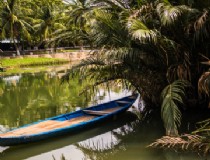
left=0, top=51, right=90, bottom=75
left=0, top=50, right=90, bottom=62
left=0, top=58, right=69, bottom=75
left=1, top=57, right=69, bottom=68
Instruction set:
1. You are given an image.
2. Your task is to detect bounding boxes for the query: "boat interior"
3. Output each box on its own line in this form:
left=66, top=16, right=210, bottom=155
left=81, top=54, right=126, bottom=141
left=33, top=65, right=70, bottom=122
left=0, top=96, right=136, bottom=138
left=0, top=98, right=134, bottom=138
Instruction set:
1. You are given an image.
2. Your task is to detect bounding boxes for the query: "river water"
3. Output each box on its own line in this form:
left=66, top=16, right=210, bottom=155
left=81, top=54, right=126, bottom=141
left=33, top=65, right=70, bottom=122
left=0, top=66, right=206, bottom=160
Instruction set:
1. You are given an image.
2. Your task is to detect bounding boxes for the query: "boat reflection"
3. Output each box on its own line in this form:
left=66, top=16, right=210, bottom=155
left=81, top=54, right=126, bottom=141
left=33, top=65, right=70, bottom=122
left=75, top=120, right=138, bottom=160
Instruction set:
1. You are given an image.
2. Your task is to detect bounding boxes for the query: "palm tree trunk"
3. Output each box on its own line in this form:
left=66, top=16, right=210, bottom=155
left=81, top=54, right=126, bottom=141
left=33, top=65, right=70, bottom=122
left=11, top=22, right=20, bottom=56
left=12, top=36, right=20, bottom=56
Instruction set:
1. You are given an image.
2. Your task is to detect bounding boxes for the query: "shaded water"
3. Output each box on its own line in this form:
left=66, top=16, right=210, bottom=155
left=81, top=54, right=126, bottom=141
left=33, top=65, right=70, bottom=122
left=0, top=67, right=206, bottom=160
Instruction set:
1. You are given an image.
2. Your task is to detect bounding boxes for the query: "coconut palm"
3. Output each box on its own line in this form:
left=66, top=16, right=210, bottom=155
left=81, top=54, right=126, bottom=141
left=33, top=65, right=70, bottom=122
left=50, top=0, right=107, bottom=49
left=0, top=0, right=33, bottom=55
left=32, top=0, right=66, bottom=48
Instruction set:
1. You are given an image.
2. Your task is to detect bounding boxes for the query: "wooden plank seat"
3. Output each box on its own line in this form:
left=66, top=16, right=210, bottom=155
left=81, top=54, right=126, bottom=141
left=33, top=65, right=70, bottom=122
left=116, top=101, right=130, bottom=104
left=83, top=106, right=122, bottom=116
left=0, top=116, right=95, bottom=137
left=128, top=96, right=137, bottom=99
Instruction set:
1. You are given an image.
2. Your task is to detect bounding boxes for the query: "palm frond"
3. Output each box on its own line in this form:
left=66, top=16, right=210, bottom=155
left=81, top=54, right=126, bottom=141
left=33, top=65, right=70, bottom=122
left=156, top=0, right=190, bottom=26
left=62, top=47, right=165, bottom=106
left=198, top=71, right=210, bottom=97
left=148, top=134, right=210, bottom=156
left=91, top=9, right=130, bottom=47
left=193, top=9, right=210, bottom=42
left=161, top=80, right=189, bottom=136
left=167, top=64, right=191, bottom=83
left=100, top=0, right=129, bottom=9
left=61, top=53, right=106, bottom=82
left=192, top=118, right=210, bottom=135
left=128, top=19, right=158, bottom=44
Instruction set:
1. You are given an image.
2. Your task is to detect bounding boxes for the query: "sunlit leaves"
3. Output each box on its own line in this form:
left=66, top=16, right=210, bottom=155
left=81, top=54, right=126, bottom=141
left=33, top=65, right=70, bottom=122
left=0, top=0, right=33, bottom=52
left=156, top=0, right=190, bottom=26
left=33, top=1, right=65, bottom=41
left=92, top=9, right=129, bottom=47
left=128, top=19, right=158, bottom=44
left=148, top=134, right=210, bottom=156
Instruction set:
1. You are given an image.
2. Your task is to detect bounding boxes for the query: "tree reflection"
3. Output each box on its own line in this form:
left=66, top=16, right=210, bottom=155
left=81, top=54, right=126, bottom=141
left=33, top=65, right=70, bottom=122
left=75, top=120, right=139, bottom=160
left=0, top=72, right=92, bottom=129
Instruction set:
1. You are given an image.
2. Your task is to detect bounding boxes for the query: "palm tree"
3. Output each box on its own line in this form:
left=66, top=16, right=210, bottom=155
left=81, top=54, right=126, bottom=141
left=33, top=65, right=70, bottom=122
left=32, top=0, right=66, bottom=48
left=0, top=0, right=33, bottom=55
left=54, top=0, right=104, bottom=49
left=61, top=0, right=210, bottom=136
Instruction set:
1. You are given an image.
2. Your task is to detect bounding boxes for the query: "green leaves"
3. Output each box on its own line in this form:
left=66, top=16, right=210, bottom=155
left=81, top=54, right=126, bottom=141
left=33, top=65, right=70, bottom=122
left=161, top=80, right=189, bottom=136
left=0, top=0, right=34, bottom=53
left=128, top=19, right=158, bottom=44
left=91, top=9, right=129, bottom=47
left=156, top=0, right=190, bottom=26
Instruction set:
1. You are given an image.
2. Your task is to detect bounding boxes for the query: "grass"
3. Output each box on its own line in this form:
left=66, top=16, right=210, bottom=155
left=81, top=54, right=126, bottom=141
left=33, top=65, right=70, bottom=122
left=0, top=57, right=69, bottom=68
left=1, top=66, right=49, bottom=75
left=0, top=57, right=70, bottom=75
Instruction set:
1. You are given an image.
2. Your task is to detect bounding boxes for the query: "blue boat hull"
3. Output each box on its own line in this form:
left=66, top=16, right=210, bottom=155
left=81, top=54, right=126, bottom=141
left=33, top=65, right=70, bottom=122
left=0, top=94, right=138, bottom=146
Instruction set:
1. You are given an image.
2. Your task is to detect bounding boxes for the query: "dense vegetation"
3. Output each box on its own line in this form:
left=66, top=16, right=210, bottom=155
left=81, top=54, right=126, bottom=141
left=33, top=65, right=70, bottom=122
left=0, top=0, right=210, bottom=154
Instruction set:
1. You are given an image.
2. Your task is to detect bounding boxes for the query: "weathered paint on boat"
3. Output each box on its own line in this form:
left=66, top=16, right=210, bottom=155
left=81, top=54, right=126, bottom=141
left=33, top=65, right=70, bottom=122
left=0, top=94, right=138, bottom=146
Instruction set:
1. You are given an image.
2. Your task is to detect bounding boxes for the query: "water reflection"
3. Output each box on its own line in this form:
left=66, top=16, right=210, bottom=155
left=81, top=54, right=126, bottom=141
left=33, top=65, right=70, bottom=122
left=75, top=120, right=138, bottom=160
left=73, top=118, right=205, bottom=160
left=0, top=72, right=93, bottom=129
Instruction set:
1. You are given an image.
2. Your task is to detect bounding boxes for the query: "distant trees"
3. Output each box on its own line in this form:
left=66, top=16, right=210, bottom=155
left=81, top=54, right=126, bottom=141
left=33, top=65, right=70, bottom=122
left=0, top=0, right=33, bottom=55
left=0, top=0, right=71, bottom=53
left=32, top=0, right=66, bottom=48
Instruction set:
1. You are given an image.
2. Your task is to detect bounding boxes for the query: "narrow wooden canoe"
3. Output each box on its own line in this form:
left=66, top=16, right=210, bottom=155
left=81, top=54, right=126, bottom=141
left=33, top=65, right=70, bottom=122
left=0, top=94, right=138, bottom=146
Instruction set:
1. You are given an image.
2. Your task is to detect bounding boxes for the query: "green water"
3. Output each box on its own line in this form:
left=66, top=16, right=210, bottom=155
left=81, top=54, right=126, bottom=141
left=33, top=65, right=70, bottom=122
left=0, top=68, right=206, bottom=160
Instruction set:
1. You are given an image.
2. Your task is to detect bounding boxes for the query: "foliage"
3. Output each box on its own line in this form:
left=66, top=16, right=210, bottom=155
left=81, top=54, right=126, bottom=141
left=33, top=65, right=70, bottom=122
left=149, top=117, right=210, bottom=156
left=56, top=0, right=210, bottom=137
left=0, top=0, right=33, bottom=54
left=148, top=134, right=210, bottom=156
left=32, top=0, right=66, bottom=46
left=198, top=72, right=210, bottom=97
left=156, top=0, right=191, bottom=26
left=192, top=118, right=210, bottom=136
left=161, top=80, right=189, bottom=136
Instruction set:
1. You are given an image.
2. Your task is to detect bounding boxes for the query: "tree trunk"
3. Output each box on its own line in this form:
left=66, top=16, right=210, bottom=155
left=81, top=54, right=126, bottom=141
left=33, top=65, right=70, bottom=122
left=12, top=37, right=20, bottom=56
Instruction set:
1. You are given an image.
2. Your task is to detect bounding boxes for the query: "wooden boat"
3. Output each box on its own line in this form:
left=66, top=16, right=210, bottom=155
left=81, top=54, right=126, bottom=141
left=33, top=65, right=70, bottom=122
left=0, top=94, right=138, bottom=146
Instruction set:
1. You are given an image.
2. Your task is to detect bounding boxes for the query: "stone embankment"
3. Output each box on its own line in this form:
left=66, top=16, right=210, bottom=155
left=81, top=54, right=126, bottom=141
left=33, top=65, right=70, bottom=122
left=1, top=51, right=90, bottom=62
